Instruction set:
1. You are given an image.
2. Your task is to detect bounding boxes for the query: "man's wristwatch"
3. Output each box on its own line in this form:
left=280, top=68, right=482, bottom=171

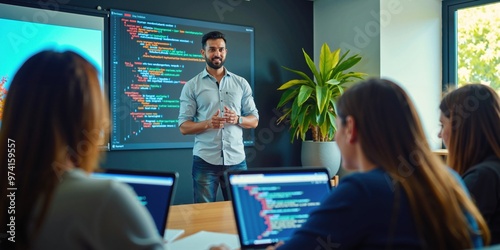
left=237, top=115, right=243, bottom=125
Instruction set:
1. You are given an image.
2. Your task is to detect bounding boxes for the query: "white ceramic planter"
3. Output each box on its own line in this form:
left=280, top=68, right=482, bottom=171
left=301, top=140, right=342, bottom=178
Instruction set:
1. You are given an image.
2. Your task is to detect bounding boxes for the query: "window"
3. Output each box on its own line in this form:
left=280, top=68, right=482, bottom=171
left=443, top=0, right=500, bottom=94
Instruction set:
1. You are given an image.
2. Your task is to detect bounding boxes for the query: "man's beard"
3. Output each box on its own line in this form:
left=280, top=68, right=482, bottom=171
left=205, top=55, right=225, bottom=70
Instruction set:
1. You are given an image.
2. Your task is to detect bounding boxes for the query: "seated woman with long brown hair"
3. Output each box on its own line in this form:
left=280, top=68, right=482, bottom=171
left=0, top=50, right=166, bottom=249
left=439, top=83, right=500, bottom=244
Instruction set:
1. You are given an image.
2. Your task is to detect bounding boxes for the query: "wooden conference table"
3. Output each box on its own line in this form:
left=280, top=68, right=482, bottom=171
left=167, top=201, right=236, bottom=239
left=166, top=177, right=339, bottom=239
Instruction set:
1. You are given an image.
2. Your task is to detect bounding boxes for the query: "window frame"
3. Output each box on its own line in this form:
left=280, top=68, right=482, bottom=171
left=442, top=0, right=500, bottom=91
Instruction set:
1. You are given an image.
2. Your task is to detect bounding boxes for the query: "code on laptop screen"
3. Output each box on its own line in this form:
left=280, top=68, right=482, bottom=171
left=228, top=172, right=330, bottom=246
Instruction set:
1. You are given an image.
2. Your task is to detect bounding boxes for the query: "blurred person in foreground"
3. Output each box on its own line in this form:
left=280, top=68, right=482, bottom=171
left=0, top=50, right=166, bottom=250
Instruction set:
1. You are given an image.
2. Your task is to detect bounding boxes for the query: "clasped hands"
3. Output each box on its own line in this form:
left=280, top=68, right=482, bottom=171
left=206, top=106, right=238, bottom=129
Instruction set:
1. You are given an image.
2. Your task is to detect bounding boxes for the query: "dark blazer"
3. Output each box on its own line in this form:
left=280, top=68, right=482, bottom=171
left=463, top=155, right=500, bottom=245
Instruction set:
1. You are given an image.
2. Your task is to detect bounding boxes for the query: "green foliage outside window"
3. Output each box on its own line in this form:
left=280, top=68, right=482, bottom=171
left=457, top=2, right=500, bottom=94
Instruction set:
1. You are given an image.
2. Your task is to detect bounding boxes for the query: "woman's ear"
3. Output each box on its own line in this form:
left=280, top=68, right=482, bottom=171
left=345, top=116, right=358, bottom=144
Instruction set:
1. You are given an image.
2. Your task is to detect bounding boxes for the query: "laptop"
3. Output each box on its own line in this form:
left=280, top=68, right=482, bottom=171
left=90, top=169, right=178, bottom=239
left=225, top=167, right=332, bottom=250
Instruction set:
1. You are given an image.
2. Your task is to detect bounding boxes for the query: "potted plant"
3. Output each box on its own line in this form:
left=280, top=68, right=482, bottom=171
left=276, top=43, right=366, bottom=176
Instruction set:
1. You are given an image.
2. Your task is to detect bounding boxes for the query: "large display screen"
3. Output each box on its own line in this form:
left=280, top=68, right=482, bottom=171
left=0, top=2, right=107, bottom=129
left=109, top=9, right=255, bottom=150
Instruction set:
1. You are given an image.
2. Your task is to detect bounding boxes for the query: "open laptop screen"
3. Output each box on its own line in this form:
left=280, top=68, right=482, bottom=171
left=226, top=168, right=331, bottom=249
left=90, top=170, right=177, bottom=236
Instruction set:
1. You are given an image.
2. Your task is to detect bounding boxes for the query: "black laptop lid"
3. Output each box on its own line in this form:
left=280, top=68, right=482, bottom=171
left=225, top=167, right=332, bottom=249
left=90, top=169, right=178, bottom=236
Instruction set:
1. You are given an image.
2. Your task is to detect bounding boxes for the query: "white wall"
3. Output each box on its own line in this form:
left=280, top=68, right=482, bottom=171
left=379, top=0, right=442, bottom=149
left=313, top=0, right=380, bottom=77
left=314, top=0, right=443, bottom=149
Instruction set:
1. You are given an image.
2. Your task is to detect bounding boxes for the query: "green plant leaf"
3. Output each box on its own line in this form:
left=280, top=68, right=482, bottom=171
left=302, top=49, right=322, bottom=86
left=328, top=111, right=337, bottom=140
left=336, top=84, right=344, bottom=96
left=276, top=88, right=299, bottom=108
left=291, top=125, right=301, bottom=142
left=316, top=107, right=326, bottom=125
left=319, top=112, right=329, bottom=141
left=315, top=85, right=329, bottom=113
left=328, top=85, right=341, bottom=99
left=331, top=48, right=341, bottom=67
left=282, top=66, right=315, bottom=86
left=332, top=55, right=362, bottom=77
left=291, top=98, right=301, bottom=125
left=297, top=85, right=314, bottom=106
left=326, top=48, right=341, bottom=80
left=328, top=111, right=337, bottom=132
left=325, top=79, right=340, bottom=85
left=298, top=104, right=312, bottom=140
left=319, top=43, right=333, bottom=83
left=276, top=108, right=292, bottom=124
left=277, top=79, right=310, bottom=90
left=329, top=98, right=337, bottom=113
left=338, top=72, right=367, bottom=81
left=305, top=105, right=315, bottom=126
left=300, top=123, right=309, bottom=141
left=337, top=49, right=350, bottom=65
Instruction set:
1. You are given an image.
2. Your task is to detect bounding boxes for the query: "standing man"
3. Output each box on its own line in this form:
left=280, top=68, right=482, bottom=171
left=178, top=31, right=259, bottom=203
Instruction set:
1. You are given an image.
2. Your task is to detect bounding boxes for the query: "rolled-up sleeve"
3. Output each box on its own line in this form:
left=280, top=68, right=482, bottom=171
left=178, top=82, right=196, bottom=126
left=240, top=79, right=259, bottom=119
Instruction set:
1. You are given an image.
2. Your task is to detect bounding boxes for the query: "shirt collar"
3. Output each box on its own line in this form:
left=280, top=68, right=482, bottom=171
left=203, top=67, right=231, bottom=79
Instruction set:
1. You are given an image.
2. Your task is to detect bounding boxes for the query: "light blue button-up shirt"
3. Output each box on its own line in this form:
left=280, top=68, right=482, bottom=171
left=178, top=68, right=259, bottom=165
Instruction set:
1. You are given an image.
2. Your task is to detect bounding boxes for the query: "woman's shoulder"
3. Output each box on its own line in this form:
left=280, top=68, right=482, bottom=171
left=341, top=168, right=389, bottom=184
left=475, top=155, right=500, bottom=166
left=321, top=168, right=407, bottom=217
left=335, top=168, right=395, bottom=197
left=464, top=156, right=500, bottom=177
left=58, top=169, right=135, bottom=202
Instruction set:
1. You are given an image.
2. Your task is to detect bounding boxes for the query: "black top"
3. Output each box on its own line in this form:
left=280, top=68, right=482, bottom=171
left=463, top=155, right=500, bottom=244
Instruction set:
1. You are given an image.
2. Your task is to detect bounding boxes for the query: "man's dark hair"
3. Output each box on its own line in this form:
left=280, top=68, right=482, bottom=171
left=201, top=31, right=226, bottom=49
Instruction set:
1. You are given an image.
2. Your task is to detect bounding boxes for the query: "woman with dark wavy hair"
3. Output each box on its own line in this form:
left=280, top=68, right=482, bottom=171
left=0, top=50, right=165, bottom=249
left=439, top=83, right=500, bottom=244
left=212, top=78, right=490, bottom=250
